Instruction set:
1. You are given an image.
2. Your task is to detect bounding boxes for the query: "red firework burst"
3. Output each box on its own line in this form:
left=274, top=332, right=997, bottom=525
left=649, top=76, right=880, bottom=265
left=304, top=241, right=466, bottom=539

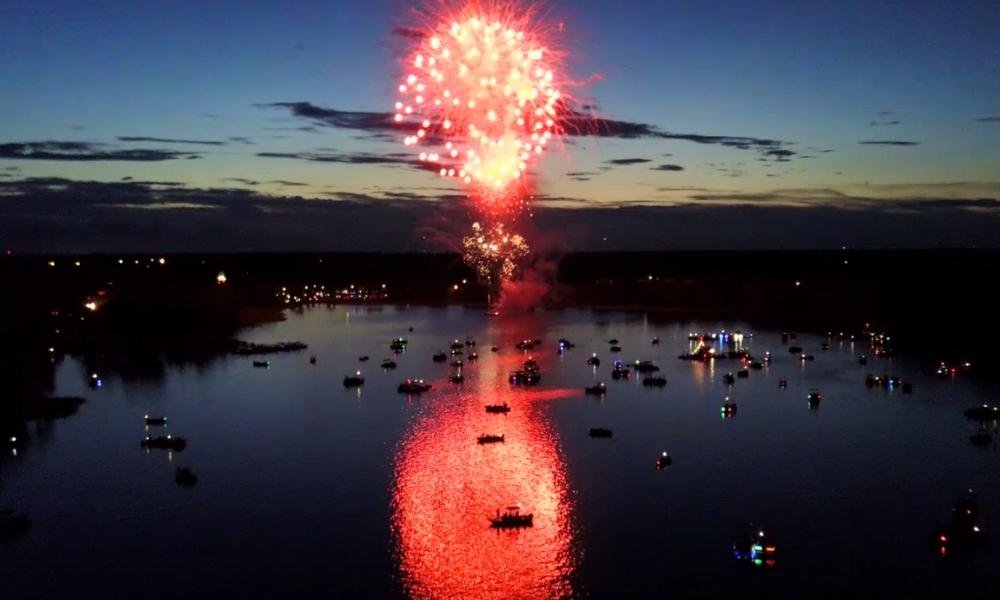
left=394, top=1, right=567, bottom=212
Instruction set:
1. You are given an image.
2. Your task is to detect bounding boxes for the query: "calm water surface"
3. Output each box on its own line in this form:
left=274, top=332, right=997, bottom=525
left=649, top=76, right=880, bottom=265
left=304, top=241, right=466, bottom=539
left=2, top=306, right=999, bottom=598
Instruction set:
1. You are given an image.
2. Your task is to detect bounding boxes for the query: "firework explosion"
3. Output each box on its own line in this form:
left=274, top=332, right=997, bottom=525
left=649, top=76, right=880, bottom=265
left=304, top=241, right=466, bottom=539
left=395, top=1, right=567, bottom=304
left=462, top=221, right=530, bottom=283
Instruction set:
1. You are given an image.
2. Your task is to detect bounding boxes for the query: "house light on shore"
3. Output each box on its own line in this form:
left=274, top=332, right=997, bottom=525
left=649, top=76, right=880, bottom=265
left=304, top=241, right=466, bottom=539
left=84, top=301, right=98, bottom=312
left=216, top=272, right=227, bottom=285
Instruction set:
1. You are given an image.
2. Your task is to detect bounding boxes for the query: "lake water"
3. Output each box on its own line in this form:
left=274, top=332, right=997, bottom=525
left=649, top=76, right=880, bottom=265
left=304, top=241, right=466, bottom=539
left=2, top=305, right=999, bottom=598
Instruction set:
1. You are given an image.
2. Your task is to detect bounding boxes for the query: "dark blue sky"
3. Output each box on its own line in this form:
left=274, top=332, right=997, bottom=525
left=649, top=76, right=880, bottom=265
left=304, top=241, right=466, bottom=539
left=1, top=0, right=998, bottom=250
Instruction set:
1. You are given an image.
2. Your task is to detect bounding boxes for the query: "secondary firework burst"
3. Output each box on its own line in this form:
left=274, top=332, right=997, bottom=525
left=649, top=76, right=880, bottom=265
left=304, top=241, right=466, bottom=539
left=394, top=1, right=566, bottom=211
left=462, top=221, right=529, bottom=287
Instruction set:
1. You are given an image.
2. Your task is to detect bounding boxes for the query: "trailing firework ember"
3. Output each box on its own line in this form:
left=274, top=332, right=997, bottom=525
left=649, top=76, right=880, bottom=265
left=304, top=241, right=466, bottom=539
left=394, top=2, right=566, bottom=210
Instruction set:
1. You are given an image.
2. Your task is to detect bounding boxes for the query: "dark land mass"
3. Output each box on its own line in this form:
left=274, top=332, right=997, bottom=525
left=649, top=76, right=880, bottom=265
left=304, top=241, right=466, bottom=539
left=1, top=249, right=997, bottom=437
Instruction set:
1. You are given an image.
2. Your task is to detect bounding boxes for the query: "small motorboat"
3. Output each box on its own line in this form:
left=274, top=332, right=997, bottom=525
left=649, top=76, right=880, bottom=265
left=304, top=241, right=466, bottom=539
left=515, top=340, right=536, bottom=350
left=721, top=396, right=738, bottom=417
left=778, top=379, right=788, bottom=389
left=397, top=379, right=431, bottom=394
left=509, top=370, right=541, bottom=385
left=799, top=354, right=815, bottom=362
left=465, top=338, right=476, bottom=347
left=490, top=506, right=533, bottom=529
left=467, top=352, right=479, bottom=361
left=0, top=509, right=31, bottom=539
left=432, top=352, right=448, bottom=362
left=450, top=340, right=464, bottom=350
left=642, top=376, right=667, bottom=387
left=821, top=342, right=830, bottom=351
left=762, top=351, right=772, bottom=363
left=749, top=361, right=763, bottom=370
left=732, top=523, right=777, bottom=566
left=584, top=382, right=607, bottom=396
left=558, top=338, right=575, bottom=349
left=448, top=373, right=464, bottom=384
left=651, top=337, right=660, bottom=345
left=390, top=338, right=407, bottom=352
left=477, top=434, right=505, bottom=444
left=607, top=338, right=619, bottom=345
left=808, top=390, right=822, bottom=408
left=175, top=467, right=198, bottom=487
left=252, top=360, right=269, bottom=368
left=523, top=359, right=539, bottom=372
left=634, top=360, right=660, bottom=373
left=144, top=414, right=167, bottom=426
left=141, top=435, right=187, bottom=451
left=858, top=355, right=868, bottom=365
left=589, top=427, right=613, bottom=438
left=611, top=365, right=630, bottom=380
left=737, top=368, right=749, bottom=378
left=609, top=345, right=622, bottom=353
left=309, top=356, right=317, bottom=365
left=358, top=355, right=370, bottom=362
left=935, top=490, right=988, bottom=555
left=586, top=354, right=601, bottom=366
left=450, top=348, right=464, bottom=356
left=490, top=346, right=500, bottom=352
left=788, top=346, right=803, bottom=354
left=964, top=404, right=1000, bottom=422
left=655, top=451, right=672, bottom=470
left=381, top=359, right=397, bottom=369
left=485, top=403, right=511, bottom=414
left=450, top=360, right=464, bottom=368
left=343, top=371, right=365, bottom=387
left=723, top=373, right=736, bottom=385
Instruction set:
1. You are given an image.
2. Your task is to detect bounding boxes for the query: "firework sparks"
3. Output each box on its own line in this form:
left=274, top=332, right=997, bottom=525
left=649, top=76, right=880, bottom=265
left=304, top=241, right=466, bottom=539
left=395, top=2, right=565, bottom=208
left=462, top=221, right=530, bottom=283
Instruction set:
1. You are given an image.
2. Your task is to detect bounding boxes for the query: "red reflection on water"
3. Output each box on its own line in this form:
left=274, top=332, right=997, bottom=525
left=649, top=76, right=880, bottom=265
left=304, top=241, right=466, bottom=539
left=392, top=344, right=578, bottom=599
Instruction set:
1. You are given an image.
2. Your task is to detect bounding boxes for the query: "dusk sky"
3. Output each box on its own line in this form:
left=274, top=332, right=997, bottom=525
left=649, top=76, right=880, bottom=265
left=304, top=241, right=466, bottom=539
left=2, top=0, right=998, bottom=251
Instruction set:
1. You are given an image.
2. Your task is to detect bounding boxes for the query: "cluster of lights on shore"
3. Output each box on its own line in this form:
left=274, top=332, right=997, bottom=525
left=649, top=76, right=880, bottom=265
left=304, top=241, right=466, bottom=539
left=276, top=284, right=389, bottom=306
left=395, top=13, right=563, bottom=199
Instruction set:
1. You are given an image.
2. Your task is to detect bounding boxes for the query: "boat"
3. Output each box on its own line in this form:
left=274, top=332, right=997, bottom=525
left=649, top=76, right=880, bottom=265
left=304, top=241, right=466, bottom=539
left=141, top=434, right=187, bottom=451
left=609, top=345, right=622, bottom=353
left=465, top=338, right=476, bottom=347
left=252, top=360, right=269, bottom=368
left=935, top=490, right=988, bottom=554
left=390, top=337, right=408, bottom=352
left=799, top=354, right=815, bottom=362
left=450, top=340, right=464, bottom=350
left=358, top=355, right=370, bottom=362
left=821, top=342, right=830, bottom=351
left=749, top=361, right=763, bottom=370
left=175, top=467, right=198, bottom=487
left=778, top=379, right=788, bottom=389
left=0, top=509, right=31, bottom=539
left=489, top=506, right=533, bottom=529
left=642, top=376, right=667, bottom=387
left=509, top=370, right=541, bottom=385
left=586, top=354, right=601, bottom=366
left=651, top=337, right=660, bottom=345
left=633, top=360, right=660, bottom=373
left=655, top=451, right=672, bottom=470
left=485, top=403, right=511, bottom=414
left=608, top=338, right=619, bottom=345
left=721, top=396, right=738, bottom=417
left=737, top=368, right=749, bottom=378
left=343, top=371, right=365, bottom=387
left=558, top=338, right=575, bottom=349
left=450, top=360, right=463, bottom=368
left=611, top=364, right=630, bottom=380
left=448, top=373, right=464, bottom=384
left=467, top=352, right=479, bottom=361
left=808, top=390, right=822, bottom=408
left=858, top=355, right=868, bottom=365
left=432, top=352, right=447, bottom=362
left=381, top=359, right=397, bottom=369
left=490, top=346, right=500, bottom=352
left=589, top=427, right=613, bottom=438
left=144, top=414, right=167, bottom=426
left=722, top=373, right=736, bottom=385
left=477, top=434, right=505, bottom=444
left=584, top=382, right=607, bottom=396
left=732, top=523, right=778, bottom=566
left=523, top=359, right=539, bottom=372
left=450, top=348, right=464, bottom=356
left=397, top=379, right=432, bottom=394
left=788, top=346, right=803, bottom=354
left=515, top=339, right=537, bottom=350
left=964, top=404, right=1000, bottom=422
left=309, top=356, right=317, bottom=365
